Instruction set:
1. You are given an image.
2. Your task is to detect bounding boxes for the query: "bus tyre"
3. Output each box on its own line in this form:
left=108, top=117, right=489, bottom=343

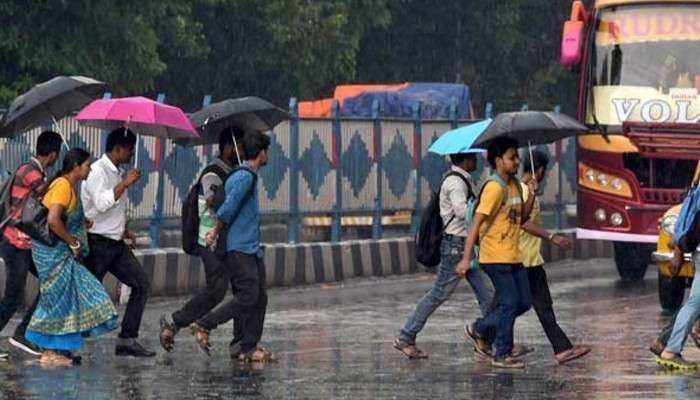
left=613, top=242, right=653, bottom=282
left=657, top=271, right=686, bottom=315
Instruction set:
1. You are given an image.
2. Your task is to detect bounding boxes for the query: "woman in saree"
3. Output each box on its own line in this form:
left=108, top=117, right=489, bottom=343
left=25, top=148, right=118, bottom=366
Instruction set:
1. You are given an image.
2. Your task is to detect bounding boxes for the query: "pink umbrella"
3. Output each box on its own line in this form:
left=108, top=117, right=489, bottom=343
left=76, top=96, right=199, bottom=167
left=76, top=96, right=198, bottom=140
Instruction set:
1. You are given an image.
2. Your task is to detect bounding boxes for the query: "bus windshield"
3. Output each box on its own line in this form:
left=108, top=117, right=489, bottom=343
left=589, top=4, right=700, bottom=126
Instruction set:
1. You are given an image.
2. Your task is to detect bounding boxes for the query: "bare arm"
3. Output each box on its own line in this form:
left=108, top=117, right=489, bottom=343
left=455, top=213, right=488, bottom=277
left=47, top=204, right=80, bottom=256
left=522, top=220, right=572, bottom=250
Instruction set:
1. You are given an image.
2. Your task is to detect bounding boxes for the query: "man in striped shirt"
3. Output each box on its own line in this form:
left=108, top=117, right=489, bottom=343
left=0, top=131, right=62, bottom=357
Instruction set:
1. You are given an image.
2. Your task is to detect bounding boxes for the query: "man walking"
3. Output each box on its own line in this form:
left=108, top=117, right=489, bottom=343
left=459, top=136, right=537, bottom=369
left=190, top=131, right=272, bottom=363
left=159, top=128, right=244, bottom=357
left=519, top=150, right=590, bottom=364
left=393, top=153, right=494, bottom=359
left=0, top=131, right=62, bottom=357
left=81, top=128, right=155, bottom=357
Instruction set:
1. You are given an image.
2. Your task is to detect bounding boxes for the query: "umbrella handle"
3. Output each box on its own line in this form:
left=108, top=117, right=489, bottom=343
left=232, top=134, right=242, bottom=165
left=134, top=134, right=140, bottom=169
left=51, top=116, right=70, bottom=151
left=528, top=141, right=535, bottom=176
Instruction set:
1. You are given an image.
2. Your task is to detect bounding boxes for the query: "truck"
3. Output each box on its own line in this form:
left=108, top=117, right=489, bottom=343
left=560, top=0, right=700, bottom=289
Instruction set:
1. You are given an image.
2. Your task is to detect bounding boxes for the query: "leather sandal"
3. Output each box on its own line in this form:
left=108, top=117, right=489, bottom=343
left=393, top=338, right=428, bottom=359
left=190, top=323, right=211, bottom=356
left=159, top=315, right=178, bottom=352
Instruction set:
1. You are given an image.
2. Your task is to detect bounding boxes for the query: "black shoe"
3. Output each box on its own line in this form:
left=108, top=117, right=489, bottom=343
left=115, top=341, right=156, bottom=358
left=9, top=335, right=42, bottom=356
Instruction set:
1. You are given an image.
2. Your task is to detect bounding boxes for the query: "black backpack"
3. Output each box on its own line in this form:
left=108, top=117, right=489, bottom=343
left=181, top=163, right=229, bottom=256
left=415, top=171, right=473, bottom=268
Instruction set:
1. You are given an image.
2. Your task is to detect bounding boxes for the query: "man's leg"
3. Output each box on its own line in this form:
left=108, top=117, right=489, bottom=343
left=527, top=266, right=573, bottom=355
left=398, top=236, right=462, bottom=344
left=665, top=255, right=700, bottom=356
left=84, top=234, right=115, bottom=281
left=171, top=247, right=229, bottom=329
left=197, top=251, right=261, bottom=353
left=476, top=265, right=520, bottom=361
left=465, top=266, right=494, bottom=316
left=0, top=243, right=41, bottom=355
left=108, top=242, right=150, bottom=340
left=239, top=256, right=268, bottom=351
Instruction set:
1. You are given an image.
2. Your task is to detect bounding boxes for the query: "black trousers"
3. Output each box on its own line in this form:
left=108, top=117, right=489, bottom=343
left=84, top=234, right=151, bottom=339
left=0, top=240, right=38, bottom=338
left=172, top=246, right=242, bottom=342
left=198, top=251, right=267, bottom=353
left=527, top=266, right=573, bottom=355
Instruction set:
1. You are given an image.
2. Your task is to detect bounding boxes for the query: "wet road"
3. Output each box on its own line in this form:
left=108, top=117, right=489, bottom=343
left=1, top=258, right=699, bottom=399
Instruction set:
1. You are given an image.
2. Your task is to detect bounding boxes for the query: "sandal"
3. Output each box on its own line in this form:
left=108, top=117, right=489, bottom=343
left=159, top=315, right=178, bottom=352
left=239, top=347, right=274, bottom=363
left=656, top=354, right=698, bottom=370
left=556, top=345, right=591, bottom=364
left=39, top=350, right=74, bottom=367
left=465, top=323, right=492, bottom=358
left=511, top=344, right=534, bottom=359
left=393, top=338, right=428, bottom=359
left=649, top=340, right=665, bottom=357
left=190, top=323, right=211, bottom=356
left=491, top=356, right=525, bottom=369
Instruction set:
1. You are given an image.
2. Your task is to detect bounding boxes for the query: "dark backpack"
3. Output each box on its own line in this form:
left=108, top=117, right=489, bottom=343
left=181, top=163, right=229, bottom=256
left=415, top=171, right=473, bottom=268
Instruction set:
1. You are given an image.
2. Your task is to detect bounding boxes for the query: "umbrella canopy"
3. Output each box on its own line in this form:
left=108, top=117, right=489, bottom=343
left=429, top=119, right=491, bottom=155
left=0, top=75, right=105, bottom=138
left=75, top=96, right=198, bottom=141
left=473, top=111, right=589, bottom=147
left=176, top=96, right=290, bottom=146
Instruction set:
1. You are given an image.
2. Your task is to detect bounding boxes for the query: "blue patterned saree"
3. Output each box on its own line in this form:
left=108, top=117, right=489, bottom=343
left=26, top=200, right=118, bottom=351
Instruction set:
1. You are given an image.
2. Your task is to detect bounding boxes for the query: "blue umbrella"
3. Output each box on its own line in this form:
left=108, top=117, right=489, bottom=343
left=428, top=118, right=491, bottom=155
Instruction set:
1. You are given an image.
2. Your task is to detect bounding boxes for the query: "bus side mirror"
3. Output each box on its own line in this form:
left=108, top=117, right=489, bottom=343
left=561, top=20, right=585, bottom=68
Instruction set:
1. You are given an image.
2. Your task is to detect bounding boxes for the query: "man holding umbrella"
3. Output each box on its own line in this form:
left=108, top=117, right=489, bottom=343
left=159, top=127, right=245, bottom=356
left=81, top=128, right=155, bottom=357
left=0, top=131, right=63, bottom=357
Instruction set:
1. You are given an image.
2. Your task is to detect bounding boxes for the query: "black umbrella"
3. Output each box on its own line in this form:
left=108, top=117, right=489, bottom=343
left=473, top=111, right=589, bottom=148
left=473, top=111, right=589, bottom=174
left=176, top=96, right=290, bottom=147
left=0, top=76, right=105, bottom=138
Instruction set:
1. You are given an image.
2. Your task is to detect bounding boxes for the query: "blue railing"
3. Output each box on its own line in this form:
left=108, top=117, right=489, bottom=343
left=0, top=95, right=577, bottom=245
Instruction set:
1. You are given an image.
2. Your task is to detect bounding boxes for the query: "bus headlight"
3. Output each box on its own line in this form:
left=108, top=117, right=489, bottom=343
left=610, top=212, right=623, bottom=226
left=595, top=208, right=607, bottom=222
left=660, top=215, right=678, bottom=236
left=578, top=162, right=633, bottom=198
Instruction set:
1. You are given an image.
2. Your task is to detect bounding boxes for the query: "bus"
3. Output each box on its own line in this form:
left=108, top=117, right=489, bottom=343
left=561, top=0, right=700, bottom=282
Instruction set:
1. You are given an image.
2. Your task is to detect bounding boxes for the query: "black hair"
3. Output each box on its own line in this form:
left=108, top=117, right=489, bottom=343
left=36, top=131, right=63, bottom=157
left=106, top=128, right=137, bottom=152
left=60, top=148, right=91, bottom=176
left=522, top=150, right=549, bottom=174
left=449, top=153, right=476, bottom=165
left=219, top=126, right=245, bottom=155
left=242, top=131, right=271, bottom=161
left=487, top=136, right=519, bottom=169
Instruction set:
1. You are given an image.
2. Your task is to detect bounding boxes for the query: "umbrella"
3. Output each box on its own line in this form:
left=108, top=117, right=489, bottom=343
left=428, top=119, right=491, bottom=155
left=473, top=111, right=589, bottom=174
left=473, top=111, right=588, bottom=148
left=0, top=75, right=105, bottom=138
left=76, top=96, right=198, bottom=167
left=176, top=97, right=290, bottom=147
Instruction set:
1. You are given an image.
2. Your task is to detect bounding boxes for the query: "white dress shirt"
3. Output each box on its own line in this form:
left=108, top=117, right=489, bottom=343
left=439, top=165, right=475, bottom=237
left=81, top=154, right=127, bottom=241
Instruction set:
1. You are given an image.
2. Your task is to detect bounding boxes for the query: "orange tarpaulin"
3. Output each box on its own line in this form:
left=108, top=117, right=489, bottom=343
left=298, top=83, right=410, bottom=118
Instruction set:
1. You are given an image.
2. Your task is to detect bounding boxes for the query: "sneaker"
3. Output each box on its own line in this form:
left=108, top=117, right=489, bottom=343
left=9, top=335, right=42, bottom=356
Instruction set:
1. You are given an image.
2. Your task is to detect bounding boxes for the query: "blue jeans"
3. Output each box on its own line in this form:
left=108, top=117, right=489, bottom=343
left=399, top=235, right=494, bottom=342
left=474, top=264, right=532, bottom=360
left=666, top=252, right=700, bottom=354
